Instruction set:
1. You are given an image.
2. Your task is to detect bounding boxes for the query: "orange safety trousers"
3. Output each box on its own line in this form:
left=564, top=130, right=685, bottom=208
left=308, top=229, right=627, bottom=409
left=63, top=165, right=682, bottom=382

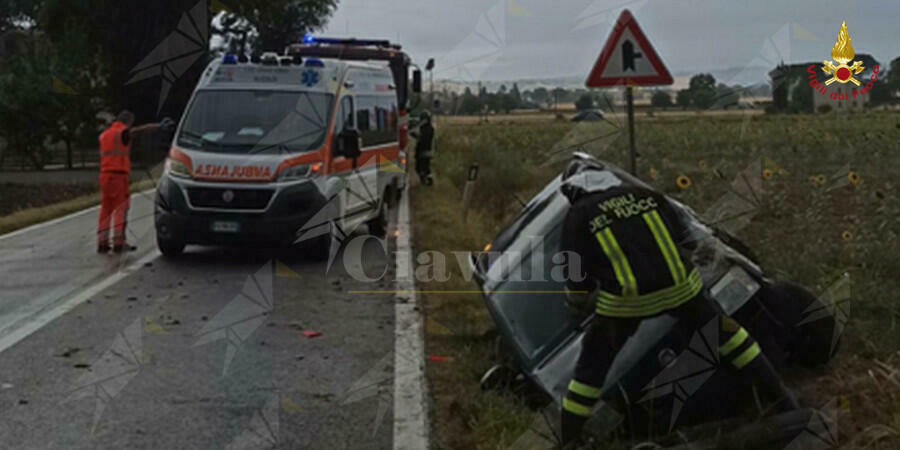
left=97, top=172, right=130, bottom=247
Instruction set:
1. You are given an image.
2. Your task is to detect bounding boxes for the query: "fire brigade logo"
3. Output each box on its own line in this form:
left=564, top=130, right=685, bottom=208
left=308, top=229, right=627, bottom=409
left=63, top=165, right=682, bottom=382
left=821, top=21, right=864, bottom=86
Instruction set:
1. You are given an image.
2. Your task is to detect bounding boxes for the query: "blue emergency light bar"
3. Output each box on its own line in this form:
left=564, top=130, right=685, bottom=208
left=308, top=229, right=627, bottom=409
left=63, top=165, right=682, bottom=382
left=300, top=35, right=401, bottom=50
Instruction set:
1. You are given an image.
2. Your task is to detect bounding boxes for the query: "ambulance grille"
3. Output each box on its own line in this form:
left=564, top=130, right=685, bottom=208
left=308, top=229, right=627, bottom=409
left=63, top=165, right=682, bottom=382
left=187, top=188, right=274, bottom=210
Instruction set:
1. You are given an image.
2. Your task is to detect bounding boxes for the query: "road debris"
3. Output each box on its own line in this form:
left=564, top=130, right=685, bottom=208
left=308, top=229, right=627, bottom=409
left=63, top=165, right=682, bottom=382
left=55, top=347, right=80, bottom=358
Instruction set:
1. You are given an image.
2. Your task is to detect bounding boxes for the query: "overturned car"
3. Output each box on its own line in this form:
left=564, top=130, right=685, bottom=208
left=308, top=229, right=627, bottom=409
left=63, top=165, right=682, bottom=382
left=470, top=153, right=841, bottom=447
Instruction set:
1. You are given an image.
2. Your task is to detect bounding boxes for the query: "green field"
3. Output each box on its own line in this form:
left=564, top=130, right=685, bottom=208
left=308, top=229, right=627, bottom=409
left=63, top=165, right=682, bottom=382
left=411, top=111, right=900, bottom=449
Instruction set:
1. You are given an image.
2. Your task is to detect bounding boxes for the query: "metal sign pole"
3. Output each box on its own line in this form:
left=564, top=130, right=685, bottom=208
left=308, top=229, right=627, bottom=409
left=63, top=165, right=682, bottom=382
left=461, top=162, right=479, bottom=222
left=626, top=86, right=636, bottom=175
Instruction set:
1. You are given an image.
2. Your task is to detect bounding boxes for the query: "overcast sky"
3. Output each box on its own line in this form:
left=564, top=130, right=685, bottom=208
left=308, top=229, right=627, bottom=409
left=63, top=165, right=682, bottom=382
left=321, top=0, right=900, bottom=84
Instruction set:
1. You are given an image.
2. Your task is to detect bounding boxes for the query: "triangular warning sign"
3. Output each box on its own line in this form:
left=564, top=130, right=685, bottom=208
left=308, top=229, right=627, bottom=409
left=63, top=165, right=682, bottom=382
left=586, top=9, right=673, bottom=87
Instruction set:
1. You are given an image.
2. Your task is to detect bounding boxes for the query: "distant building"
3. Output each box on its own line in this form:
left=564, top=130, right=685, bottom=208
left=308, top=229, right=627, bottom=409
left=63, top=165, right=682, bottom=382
left=769, top=53, right=879, bottom=113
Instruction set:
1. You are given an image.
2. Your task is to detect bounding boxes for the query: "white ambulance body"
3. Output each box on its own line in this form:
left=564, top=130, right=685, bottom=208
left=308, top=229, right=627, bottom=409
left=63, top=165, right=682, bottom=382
left=154, top=39, right=417, bottom=257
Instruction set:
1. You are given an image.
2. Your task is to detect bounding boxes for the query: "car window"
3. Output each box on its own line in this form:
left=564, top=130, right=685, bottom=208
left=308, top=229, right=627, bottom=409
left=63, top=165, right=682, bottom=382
left=485, top=185, right=568, bottom=282
left=489, top=224, right=584, bottom=364
left=490, top=176, right=562, bottom=256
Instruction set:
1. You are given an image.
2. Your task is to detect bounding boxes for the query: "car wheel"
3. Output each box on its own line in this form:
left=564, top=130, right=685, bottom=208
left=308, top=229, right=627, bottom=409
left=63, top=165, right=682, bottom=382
left=157, top=235, right=185, bottom=258
left=767, top=282, right=840, bottom=367
left=367, top=199, right=388, bottom=238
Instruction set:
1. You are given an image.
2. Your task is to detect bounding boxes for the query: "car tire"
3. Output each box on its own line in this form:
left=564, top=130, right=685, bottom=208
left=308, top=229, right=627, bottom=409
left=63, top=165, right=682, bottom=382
left=765, top=282, right=840, bottom=367
left=367, top=199, right=388, bottom=238
left=157, top=235, right=185, bottom=258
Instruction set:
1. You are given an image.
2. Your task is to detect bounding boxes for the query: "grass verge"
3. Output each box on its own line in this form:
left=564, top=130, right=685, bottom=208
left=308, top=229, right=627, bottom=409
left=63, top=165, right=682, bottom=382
left=413, top=111, right=900, bottom=449
left=0, top=178, right=156, bottom=237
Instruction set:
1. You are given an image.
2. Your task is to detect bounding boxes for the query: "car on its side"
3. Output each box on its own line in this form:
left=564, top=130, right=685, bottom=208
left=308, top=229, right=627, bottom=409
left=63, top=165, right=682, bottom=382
left=470, top=153, right=840, bottom=446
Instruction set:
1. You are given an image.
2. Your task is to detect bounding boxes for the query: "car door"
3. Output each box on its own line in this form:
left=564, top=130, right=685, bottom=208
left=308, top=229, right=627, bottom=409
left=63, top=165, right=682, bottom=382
left=352, top=93, right=386, bottom=218
left=332, top=94, right=371, bottom=223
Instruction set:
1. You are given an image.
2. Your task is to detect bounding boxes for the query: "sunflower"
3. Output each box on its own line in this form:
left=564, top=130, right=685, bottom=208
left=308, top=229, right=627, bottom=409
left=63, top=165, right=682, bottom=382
left=676, top=175, right=692, bottom=190
left=848, top=171, right=861, bottom=186
left=762, top=169, right=773, bottom=180
left=649, top=167, right=659, bottom=181
left=841, top=230, right=853, bottom=242
left=698, top=160, right=708, bottom=170
left=810, top=174, right=826, bottom=186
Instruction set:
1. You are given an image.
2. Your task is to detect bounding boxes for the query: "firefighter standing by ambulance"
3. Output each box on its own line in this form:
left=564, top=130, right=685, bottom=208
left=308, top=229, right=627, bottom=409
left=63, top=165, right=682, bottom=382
left=410, top=110, right=434, bottom=186
left=96, top=111, right=170, bottom=253
left=556, top=159, right=799, bottom=447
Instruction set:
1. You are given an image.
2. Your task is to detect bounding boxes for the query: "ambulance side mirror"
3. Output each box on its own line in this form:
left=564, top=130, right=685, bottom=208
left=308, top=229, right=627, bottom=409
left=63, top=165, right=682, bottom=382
left=412, top=70, right=423, bottom=93
left=337, top=128, right=362, bottom=160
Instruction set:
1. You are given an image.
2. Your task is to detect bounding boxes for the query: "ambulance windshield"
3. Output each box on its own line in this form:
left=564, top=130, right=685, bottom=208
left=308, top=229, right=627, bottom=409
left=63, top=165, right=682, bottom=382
left=177, top=90, right=333, bottom=154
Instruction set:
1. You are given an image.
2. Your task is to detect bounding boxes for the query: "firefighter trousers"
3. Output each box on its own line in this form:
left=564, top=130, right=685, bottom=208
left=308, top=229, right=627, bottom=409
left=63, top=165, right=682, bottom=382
left=560, top=294, right=796, bottom=446
left=97, top=172, right=130, bottom=247
left=415, top=153, right=432, bottom=179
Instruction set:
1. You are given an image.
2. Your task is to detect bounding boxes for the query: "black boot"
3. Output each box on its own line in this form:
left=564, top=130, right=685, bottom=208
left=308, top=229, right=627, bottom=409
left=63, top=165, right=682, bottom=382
left=560, top=411, right=588, bottom=449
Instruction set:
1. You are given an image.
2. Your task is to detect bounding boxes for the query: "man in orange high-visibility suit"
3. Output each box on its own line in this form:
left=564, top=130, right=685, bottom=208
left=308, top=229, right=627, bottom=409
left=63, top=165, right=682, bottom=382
left=97, top=111, right=172, bottom=254
left=97, top=110, right=137, bottom=253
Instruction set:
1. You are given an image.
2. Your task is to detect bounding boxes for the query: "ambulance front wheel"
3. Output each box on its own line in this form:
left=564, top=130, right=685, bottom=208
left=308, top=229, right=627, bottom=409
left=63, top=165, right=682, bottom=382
left=157, top=235, right=185, bottom=258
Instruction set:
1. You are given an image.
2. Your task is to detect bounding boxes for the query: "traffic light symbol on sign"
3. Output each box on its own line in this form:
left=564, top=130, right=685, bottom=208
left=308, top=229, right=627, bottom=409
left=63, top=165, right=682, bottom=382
left=622, top=41, right=642, bottom=72
left=585, top=9, right=673, bottom=87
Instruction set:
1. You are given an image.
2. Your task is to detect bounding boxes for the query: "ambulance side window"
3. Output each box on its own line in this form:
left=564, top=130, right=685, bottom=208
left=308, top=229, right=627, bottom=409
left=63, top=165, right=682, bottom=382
left=357, top=95, right=397, bottom=147
left=356, top=95, right=376, bottom=146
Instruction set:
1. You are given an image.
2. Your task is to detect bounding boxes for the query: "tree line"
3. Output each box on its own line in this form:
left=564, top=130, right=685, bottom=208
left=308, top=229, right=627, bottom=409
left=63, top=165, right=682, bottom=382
left=0, top=0, right=338, bottom=170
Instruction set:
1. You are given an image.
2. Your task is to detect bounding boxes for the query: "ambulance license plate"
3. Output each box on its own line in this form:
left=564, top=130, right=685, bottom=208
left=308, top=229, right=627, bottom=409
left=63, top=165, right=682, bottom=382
left=211, top=221, right=240, bottom=233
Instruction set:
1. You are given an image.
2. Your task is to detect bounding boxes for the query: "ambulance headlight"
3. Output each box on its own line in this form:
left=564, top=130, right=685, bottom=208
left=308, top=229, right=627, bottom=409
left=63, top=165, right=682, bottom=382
left=278, top=162, right=322, bottom=181
left=165, top=158, right=192, bottom=179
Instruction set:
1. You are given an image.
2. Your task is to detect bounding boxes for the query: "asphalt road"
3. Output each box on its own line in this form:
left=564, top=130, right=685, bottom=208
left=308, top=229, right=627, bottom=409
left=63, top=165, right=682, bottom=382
left=0, top=189, right=402, bottom=449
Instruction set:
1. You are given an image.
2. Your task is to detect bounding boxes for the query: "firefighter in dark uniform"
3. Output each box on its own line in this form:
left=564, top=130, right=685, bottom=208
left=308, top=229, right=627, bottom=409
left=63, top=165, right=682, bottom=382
left=557, top=159, right=798, bottom=447
left=410, top=110, right=434, bottom=186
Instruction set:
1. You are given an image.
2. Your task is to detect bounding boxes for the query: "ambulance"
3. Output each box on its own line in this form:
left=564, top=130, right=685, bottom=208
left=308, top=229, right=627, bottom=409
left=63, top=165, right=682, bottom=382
left=154, top=37, right=421, bottom=257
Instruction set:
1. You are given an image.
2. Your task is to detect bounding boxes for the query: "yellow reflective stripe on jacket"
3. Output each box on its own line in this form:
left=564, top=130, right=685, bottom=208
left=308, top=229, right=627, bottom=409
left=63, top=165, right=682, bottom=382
left=732, top=342, right=761, bottom=369
left=563, top=397, right=593, bottom=417
left=719, top=327, right=749, bottom=357
left=568, top=380, right=602, bottom=399
left=595, top=268, right=702, bottom=317
left=642, top=210, right=686, bottom=283
left=596, top=268, right=701, bottom=305
left=594, top=229, right=637, bottom=297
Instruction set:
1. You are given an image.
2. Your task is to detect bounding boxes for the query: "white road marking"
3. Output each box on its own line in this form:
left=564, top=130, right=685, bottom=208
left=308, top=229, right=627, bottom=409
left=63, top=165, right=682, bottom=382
left=0, top=250, right=161, bottom=355
left=393, top=188, right=430, bottom=450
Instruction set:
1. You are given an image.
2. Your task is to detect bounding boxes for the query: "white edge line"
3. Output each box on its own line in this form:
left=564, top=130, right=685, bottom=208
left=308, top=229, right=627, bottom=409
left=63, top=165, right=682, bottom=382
left=0, top=188, right=157, bottom=242
left=0, top=250, right=162, bottom=355
left=393, top=187, right=430, bottom=450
